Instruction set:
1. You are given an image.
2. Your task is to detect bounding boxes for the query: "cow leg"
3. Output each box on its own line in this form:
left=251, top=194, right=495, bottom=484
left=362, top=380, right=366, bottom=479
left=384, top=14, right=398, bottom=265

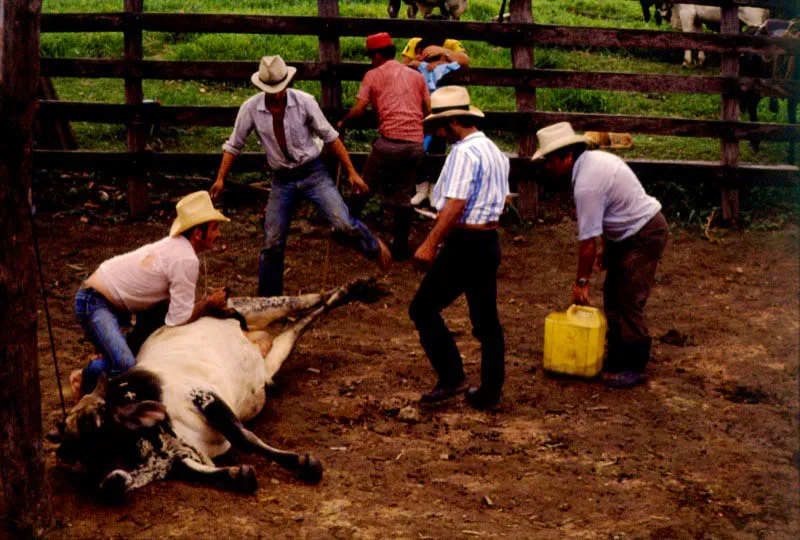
left=176, top=457, right=258, bottom=493
left=191, top=390, right=323, bottom=483
left=228, top=289, right=337, bottom=330
left=387, top=0, right=401, bottom=18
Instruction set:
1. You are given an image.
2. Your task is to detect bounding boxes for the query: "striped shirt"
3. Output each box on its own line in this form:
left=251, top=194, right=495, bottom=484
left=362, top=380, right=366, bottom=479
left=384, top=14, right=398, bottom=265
left=430, top=132, right=510, bottom=225
left=222, top=89, right=339, bottom=171
left=356, top=60, right=429, bottom=143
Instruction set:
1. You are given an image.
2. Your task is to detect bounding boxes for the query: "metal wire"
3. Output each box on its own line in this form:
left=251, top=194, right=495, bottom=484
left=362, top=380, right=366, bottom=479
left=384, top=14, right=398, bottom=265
left=30, top=207, right=68, bottom=419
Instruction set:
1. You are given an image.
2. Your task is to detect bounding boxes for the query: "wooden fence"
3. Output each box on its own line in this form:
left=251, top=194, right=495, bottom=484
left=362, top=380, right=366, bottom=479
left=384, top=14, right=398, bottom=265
left=35, top=0, right=800, bottom=219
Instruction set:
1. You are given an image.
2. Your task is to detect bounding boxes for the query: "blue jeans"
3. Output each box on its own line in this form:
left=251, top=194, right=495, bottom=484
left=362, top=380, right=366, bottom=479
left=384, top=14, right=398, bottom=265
left=259, top=158, right=381, bottom=296
left=74, top=287, right=136, bottom=392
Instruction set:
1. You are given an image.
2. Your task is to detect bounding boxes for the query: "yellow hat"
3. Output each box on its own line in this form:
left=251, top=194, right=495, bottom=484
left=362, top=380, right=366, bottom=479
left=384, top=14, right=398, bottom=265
left=169, top=191, right=230, bottom=236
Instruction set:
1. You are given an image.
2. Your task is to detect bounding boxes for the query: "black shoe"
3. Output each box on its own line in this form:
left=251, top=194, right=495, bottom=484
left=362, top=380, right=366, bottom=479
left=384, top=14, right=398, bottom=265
left=465, top=387, right=501, bottom=410
left=605, top=370, right=647, bottom=388
left=420, top=380, right=469, bottom=404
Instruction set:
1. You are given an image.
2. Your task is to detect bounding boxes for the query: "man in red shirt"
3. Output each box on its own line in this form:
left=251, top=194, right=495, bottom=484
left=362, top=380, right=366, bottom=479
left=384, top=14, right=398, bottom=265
left=338, top=32, right=431, bottom=260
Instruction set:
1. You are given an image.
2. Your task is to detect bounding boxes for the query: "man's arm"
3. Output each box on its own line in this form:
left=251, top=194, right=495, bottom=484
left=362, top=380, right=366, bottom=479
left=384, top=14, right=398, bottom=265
left=422, top=96, right=432, bottom=118
left=326, top=138, right=369, bottom=194
left=573, top=236, right=599, bottom=305
left=210, top=151, right=237, bottom=200
left=336, top=98, right=370, bottom=130
left=413, top=198, right=466, bottom=271
left=186, top=288, right=229, bottom=324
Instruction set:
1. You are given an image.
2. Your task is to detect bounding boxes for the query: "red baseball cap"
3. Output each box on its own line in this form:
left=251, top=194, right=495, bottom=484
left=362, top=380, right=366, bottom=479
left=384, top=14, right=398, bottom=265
left=366, top=32, right=393, bottom=51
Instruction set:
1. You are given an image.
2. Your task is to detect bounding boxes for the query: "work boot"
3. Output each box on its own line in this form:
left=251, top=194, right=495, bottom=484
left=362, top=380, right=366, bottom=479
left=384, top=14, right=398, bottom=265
left=603, top=337, right=651, bottom=388
left=465, top=387, right=501, bottom=410
left=420, top=379, right=469, bottom=404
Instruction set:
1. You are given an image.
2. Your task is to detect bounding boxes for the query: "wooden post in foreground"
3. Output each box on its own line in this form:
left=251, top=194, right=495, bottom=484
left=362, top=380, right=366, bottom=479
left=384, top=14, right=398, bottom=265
left=124, top=0, right=147, bottom=217
left=510, top=0, right=537, bottom=219
left=0, top=0, right=49, bottom=535
left=720, top=5, right=740, bottom=223
left=317, top=0, right=342, bottom=113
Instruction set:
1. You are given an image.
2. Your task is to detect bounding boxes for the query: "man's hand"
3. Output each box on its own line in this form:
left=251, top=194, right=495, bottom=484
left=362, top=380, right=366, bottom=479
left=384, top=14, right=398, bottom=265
left=349, top=172, right=370, bottom=195
left=421, top=45, right=447, bottom=62
left=210, top=179, right=224, bottom=201
left=413, top=242, right=437, bottom=272
left=572, top=282, right=591, bottom=306
left=206, top=288, right=228, bottom=310
left=336, top=120, right=344, bottom=131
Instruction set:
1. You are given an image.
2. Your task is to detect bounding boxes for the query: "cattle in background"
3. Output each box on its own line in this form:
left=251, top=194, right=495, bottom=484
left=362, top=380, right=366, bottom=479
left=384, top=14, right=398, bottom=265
left=48, top=279, right=384, bottom=499
left=388, top=0, right=467, bottom=21
left=739, top=19, right=798, bottom=158
left=640, top=2, right=769, bottom=67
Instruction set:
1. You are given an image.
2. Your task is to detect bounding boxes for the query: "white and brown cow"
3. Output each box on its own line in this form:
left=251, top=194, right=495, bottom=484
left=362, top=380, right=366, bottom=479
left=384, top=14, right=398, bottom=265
left=641, top=2, right=769, bottom=67
left=49, top=279, right=382, bottom=499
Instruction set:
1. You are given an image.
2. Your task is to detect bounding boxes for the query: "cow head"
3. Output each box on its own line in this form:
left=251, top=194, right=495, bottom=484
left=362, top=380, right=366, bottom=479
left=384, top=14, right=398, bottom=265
left=48, top=373, right=109, bottom=462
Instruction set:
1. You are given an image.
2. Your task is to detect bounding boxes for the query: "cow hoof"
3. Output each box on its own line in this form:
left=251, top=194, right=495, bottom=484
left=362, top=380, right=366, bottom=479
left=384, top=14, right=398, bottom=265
left=232, top=464, right=258, bottom=493
left=99, top=470, right=132, bottom=502
left=297, top=455, right=323, bottom=484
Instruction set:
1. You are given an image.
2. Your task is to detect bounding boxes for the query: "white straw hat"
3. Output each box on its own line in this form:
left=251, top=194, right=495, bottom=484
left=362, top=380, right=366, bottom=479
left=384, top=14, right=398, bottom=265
left=531, top=122, right=588, bottom=161
left=169, top=191, right=230, bottom=237
left=251, top=55, right=297, bottom=94
left=423, top=86, right=485, bottom=123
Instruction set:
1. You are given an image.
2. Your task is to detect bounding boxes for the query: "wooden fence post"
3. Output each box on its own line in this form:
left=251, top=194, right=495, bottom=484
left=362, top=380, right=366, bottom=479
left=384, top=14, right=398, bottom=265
left=0, top=0, right=49, bottom=535
left=124, top=0, right=147, bottom=217
left=720, top=5, right=740, bottom=223
left=317, top=0, right=342, bottom=112
left=510, top=0, right=537, bottom=219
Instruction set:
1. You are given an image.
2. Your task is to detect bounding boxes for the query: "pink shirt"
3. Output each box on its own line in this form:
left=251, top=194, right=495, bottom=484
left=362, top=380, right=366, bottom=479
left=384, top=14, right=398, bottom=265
left=356, top=60, right=429, bottom=143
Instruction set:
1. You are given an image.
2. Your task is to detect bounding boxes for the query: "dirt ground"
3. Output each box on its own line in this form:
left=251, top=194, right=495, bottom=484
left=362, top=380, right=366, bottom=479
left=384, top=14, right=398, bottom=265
left=19, top=187, right=800, bottom=539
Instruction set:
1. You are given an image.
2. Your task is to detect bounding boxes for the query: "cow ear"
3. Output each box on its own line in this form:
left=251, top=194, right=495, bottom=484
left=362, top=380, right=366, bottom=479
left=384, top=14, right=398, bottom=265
left=114, top=400, right=167, bottom=431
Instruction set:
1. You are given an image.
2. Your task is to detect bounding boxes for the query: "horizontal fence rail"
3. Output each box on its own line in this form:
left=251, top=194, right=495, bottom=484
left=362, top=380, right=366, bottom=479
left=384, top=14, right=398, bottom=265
left=35, top=0, right=800, bottom=219
left=36, top=101, right=800, bottom=142
left=41, top=14, right=800, bottom=56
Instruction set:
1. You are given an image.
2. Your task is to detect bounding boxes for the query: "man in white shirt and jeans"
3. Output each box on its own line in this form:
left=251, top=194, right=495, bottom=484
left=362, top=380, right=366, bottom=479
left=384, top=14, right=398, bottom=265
left=533, top=122, right=668, bottom=388
left=71, top=191, right=230, bottom=398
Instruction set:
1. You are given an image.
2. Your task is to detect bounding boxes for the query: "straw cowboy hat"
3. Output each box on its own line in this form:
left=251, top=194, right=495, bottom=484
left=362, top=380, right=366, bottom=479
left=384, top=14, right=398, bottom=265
left=251, top=55, right=297, bottom=94
left=531, top=122, right=588, bottom=161
left=170, top=191, right=230, bottom=236
left=423, top=86, right=485, bottom=124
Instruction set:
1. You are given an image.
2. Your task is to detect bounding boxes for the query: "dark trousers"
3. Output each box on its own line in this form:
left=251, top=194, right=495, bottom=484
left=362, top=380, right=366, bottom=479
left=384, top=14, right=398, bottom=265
left=409, top=229, right=505, bottom=398
left=603, top=212, right=668, bottom=371
left=351, top=137, right=424, bottom=259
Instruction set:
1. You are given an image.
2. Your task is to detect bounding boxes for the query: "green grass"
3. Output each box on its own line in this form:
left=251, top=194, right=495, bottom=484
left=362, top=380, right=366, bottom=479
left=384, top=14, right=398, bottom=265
left=40, top=0, right=798, bottom=168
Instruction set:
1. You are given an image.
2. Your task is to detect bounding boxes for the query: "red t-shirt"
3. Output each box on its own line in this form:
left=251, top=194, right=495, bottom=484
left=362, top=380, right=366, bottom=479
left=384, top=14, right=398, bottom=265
left=356, top=60, right=429, bottom=143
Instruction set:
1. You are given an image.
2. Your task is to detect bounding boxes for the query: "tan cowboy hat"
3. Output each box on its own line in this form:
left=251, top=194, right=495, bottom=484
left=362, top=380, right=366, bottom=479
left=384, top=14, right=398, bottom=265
left=170, top=191, right=230, bottom=237
left=251, top=55, right=297, bottom=94
left=531, top=122, right=588, bottom=161
left=423, top=86, right=485, bottom=124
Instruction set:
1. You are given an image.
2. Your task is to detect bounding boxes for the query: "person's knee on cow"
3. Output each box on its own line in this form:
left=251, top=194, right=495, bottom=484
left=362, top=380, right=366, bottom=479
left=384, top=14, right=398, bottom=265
left=337, top=33, right=432, bottom=261
left=533, top=122, right=669, bottom=389
left=211, top=54, right=391, bottom=296
left=71, top=191, right=230, bottom=401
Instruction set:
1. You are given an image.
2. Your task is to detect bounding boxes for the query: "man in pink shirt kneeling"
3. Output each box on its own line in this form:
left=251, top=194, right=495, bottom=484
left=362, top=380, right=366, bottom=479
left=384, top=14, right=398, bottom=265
left=338, top=32, right=432, bottom=260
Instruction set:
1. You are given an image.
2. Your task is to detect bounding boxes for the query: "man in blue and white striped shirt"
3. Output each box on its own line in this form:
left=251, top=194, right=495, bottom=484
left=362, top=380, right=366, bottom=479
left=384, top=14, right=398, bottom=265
left=409, top=86, right=510, bottom=410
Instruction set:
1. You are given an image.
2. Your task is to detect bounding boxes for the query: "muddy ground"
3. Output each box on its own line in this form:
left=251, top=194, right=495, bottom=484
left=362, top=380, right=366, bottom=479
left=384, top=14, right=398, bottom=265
left=16, top=186, right=800, bottom=539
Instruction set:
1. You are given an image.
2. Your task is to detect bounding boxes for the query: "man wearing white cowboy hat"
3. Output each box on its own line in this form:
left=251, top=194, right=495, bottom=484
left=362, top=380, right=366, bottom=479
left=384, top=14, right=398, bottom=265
left=70, top=191, right=231, bottom=399
left=409, top=86, right=510, bottom=410
left=211, top=54, right=390, bottom=297
left=533, top=122, right=668, bottom=388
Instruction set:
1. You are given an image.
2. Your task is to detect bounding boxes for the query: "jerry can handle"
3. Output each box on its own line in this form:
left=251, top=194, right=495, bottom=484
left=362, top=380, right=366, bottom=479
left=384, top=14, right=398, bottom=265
left=566, top=304, right=596, bottom=320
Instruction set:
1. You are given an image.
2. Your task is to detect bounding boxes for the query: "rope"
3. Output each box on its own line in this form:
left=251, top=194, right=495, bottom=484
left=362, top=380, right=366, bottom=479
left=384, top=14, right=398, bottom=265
left=320, top=162, right=342, bottom=290
left=30, top=206, right=68, bottom=420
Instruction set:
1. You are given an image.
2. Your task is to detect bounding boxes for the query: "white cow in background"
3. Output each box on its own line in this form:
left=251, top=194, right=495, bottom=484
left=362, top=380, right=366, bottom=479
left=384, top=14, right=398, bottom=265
left=388, top=0, right=468, bottom=20
left=48, top=279, right=383, bottom=499
left=641, top=2, right=769, bottom=67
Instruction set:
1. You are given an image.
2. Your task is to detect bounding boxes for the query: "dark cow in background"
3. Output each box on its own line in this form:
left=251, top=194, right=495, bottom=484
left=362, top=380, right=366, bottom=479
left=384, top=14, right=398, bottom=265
left=738, top=19, right=798, bottom=159
left=48, top=279, right=383, bottom=499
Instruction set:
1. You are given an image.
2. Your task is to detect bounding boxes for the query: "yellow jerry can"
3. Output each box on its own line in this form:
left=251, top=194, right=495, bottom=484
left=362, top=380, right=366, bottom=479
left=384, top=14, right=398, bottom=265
left=543, top=305, right=607, bottom=378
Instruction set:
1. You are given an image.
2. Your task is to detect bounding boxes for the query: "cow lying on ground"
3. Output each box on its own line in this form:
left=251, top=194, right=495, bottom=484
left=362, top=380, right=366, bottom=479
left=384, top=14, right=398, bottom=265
left=640, top=1, right=769, bottom=67
left=48, top=279, right=382, bottom=499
